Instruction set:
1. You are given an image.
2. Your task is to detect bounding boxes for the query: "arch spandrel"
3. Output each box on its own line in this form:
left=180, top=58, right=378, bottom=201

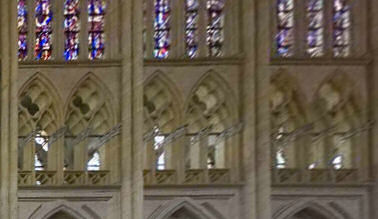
left=144, top=71, right=183, bottom=133
left=185, top=70, right=237, bottom=133
left=18, top=72, right=63, bottom=135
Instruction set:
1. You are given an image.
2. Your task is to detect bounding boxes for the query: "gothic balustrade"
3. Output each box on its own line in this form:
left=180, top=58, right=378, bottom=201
left=35, top=171, right=57, bottom=185
left=18, top=170, right=110, bottom=186
left=144, top=168, right=231, bottom=185
left=272, top=168, right=360, bottom=184
left=208, top=168, right=231, bottom=184
left=154, top=170, right=177, bottom=185
left=18, top=171, right=33, bottom=185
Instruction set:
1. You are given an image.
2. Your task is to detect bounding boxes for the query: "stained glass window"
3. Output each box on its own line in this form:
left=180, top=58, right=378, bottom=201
left=333, top=0, right=351, bottom=57
left=64, top=0, right=80, bottom=61
left=276, top=0, right=294, bottom=57
left=88, top=0, right=106, bottom=60
left=185, top=0, right=199, bottom=58
left=35, top=0, right=53, bottom=60
left=307, top=0, right=324, bottom=57
left=154, top=0, right=170, bottom=59
left=18, top=0, right=28, bottom=61
left=206, top=0, right=225, bottom=57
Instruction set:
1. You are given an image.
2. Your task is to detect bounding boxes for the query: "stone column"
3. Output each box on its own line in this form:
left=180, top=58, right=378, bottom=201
left=1, top=0, right=18, bottom=218
left=241, top=0, right=271, bottom=218
left=120, top=0, right=144, bottom=218
left=369, top=0, right=378, bottom=217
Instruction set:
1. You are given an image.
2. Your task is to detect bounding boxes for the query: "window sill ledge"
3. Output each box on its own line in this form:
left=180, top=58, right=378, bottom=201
left=270, top=57, right=372, bottom=66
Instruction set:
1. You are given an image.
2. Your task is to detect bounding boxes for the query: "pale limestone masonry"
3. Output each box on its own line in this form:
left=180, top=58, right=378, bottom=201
left=0, top=0, right=376, bottom=218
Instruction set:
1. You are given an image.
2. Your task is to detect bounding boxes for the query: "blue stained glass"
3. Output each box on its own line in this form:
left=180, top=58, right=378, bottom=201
left=185, top=0, right=199, bottom=58
left=276, top=0, right=293, bottom=57
left=333, top=0, right=351, bottom=57
left=207, top=0, right=225, bottom=57
left=307, top=0, right=324, bottom=57
left=35, top=0, right=52, bottom=60
left=154, top=0, right=170, bottom=59
left=64, top=0, right=80, bottom=61
left=18, top=0, right=28, bottom=60
left=88, top=0, right=106, bottom=60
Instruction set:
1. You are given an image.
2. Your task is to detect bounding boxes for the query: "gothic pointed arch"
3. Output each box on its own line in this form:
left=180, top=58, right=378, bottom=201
left=185, top=70, right=237, bottom=133
left=64, top=73, right=115, bottom=170
left=18, top=72, right=63, bottom=136
left=64, top=72, right=115, bottom=134
left=18, top=73, right=62, bottom=170
left=144, top=71, right=183, bottom=133
left=270, top=70, right=307, bottom=169
left=273, top=200, right=351, bottom=219
left=184, top=70, right=237, bottom=170
left=28, top=201, right=98, bottom=219
left=312, top=71, right=363, bottom=169
left=148, top=198, right=225, bottom=219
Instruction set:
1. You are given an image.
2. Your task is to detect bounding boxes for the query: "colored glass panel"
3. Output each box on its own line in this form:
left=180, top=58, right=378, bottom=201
left=333, top=0, right=351, bottom=57
left=207, top=0, right=225, bottom=57
left=64, top=0, right=80, bottom=61
left=154, top=0, right=170, bottom=59
left=35, top=0, right=53, bottom=60
left=276, top=0, right=294, bottom=57
left=307, top=0, right=324, bottom=57
left=185, top=0, right=199, bottom=58
left=88, top=0, right=106, bottom=60
left=18, top=0, right=28, bottom=60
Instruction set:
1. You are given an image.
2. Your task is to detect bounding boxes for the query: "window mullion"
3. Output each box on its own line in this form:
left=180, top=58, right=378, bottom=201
left=197, top=0, right=207, bottom=58
left=27, top=0, right=35, bottom=61
left=145, top=0, right=154, bottom=59
left=294, top=0, right=306, bottom=57
left=323, top=0, right=334, bottom=58
left=79, top=0, right=88, bottom=61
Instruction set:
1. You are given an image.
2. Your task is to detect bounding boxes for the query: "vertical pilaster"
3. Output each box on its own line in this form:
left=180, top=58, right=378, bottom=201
left=1, top=0, right=18, bottom=218
left=9, top=0, right=19, bottom=217
left=241, top=0, right=271, bottom=218
left=369, top=0, right=378, bottom=217
left=120, top=0, right=144, bottom=218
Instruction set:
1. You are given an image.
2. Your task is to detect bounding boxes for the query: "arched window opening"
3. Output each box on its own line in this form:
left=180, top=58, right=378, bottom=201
left=333, top=0, right=351, bottom=57
left=207, top=134, right=225, bottom=169
left=34, top=130, right=49, bottom=171
left=185, top=0, right=199, bottom=58
left=318, top=82, right=354, bottom=170
left=276, top=0, right=294, bottom=57
left=206, top=0, right=225, bottom=57
left=273, top=126, right=289, bottom=169
left=154, top=0, right=170, bottom=59
left=153, top=129, right=166, bottom=170
left=88, top=0, right=106, bottom=60
left=87, top=151, right=101, bottom=170
left=64, top=0, right=80, bottom=61
left=35, top=0, right=53, bottom=60
left=18, top=0, right=28, bottom=60
left=270, top=81, right=299, bottom=169
left=65, top=76, right=113, bottom=171
left=307, top=0, right=324, bottom=57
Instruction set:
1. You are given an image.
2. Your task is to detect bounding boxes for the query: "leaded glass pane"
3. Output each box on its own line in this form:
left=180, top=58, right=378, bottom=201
left=333, top=0, right=351, bottom=57
left=88, top=0, right=106, bottom=60
left=154, top=0, right=170, bottom=59
left=35, top=0, right=53, bottom=60
left=185, top=0, right=199, bottom=58
left=64, top=0, right=80, bottom=61
left=307, top=0, right=324, bottom=57
left=18, top=0, right=28, bottom=60
left=276, top=0, right=294, bottom=57
left=206, top=0, right=225, bottom=57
